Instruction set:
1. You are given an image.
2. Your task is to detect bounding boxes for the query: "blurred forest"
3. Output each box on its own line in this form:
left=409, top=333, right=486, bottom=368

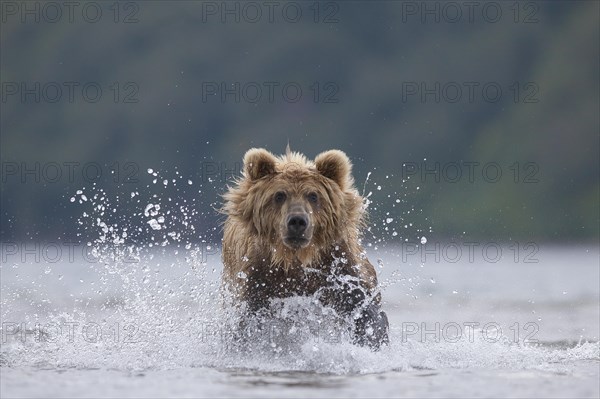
left=1, top=1, right=598, bottom=242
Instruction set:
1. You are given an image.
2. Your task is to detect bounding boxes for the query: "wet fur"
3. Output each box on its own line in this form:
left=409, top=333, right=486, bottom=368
left=221, top=147, right=388, bottom=348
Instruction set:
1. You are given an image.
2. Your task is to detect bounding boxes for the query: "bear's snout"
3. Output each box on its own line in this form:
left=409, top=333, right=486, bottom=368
left=283, top=207, right=312, bottom=249
left=287, top=214, right=308, bottom=236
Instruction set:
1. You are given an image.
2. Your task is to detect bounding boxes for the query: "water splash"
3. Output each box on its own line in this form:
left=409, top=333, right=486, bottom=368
left=1, top=169, right=597, bottom=375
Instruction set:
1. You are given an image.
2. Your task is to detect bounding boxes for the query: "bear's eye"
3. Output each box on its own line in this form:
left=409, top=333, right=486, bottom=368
left=274, top=191, right=287, bottom=204
left=307, top=192, right=318, bottom=204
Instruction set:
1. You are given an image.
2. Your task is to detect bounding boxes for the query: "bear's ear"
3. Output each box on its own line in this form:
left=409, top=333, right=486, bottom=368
left=243, top=148, right=278, bottom=181
left=315, top=150, right=353, bottom=190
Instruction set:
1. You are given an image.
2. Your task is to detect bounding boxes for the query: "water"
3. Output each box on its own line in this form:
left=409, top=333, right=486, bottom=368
left=1, top=181, right=599, bottom=398
left=1, top=243, right=598, bottom=398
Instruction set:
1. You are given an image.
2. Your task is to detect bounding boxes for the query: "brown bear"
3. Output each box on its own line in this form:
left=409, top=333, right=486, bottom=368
left=221, top=146, right=388, bottom=349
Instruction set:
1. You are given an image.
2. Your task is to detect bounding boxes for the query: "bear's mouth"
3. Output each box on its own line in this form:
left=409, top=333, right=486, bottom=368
left=283, top=236, right=310, bottom=249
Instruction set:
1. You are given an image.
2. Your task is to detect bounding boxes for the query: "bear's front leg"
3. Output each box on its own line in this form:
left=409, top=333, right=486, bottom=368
left=323, top=277, right=389, bottom=350
left=352, top=301, right=389, bottom=350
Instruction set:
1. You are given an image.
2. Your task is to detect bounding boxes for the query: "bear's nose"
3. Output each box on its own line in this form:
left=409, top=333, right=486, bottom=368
left=287, top=214, right=308, bottom=236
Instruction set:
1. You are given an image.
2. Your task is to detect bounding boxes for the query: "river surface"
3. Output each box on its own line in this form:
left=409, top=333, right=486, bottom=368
left=1, top=244, right=598, bottom=398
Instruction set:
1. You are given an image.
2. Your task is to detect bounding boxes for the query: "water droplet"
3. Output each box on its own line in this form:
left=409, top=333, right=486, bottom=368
left=420, top=236, right=427, bottom=244
left=147, top=219, right=162, bottom=230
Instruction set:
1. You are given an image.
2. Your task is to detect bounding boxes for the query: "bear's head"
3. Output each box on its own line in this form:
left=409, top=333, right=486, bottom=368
left=223, top=147, right=365, bottom=267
